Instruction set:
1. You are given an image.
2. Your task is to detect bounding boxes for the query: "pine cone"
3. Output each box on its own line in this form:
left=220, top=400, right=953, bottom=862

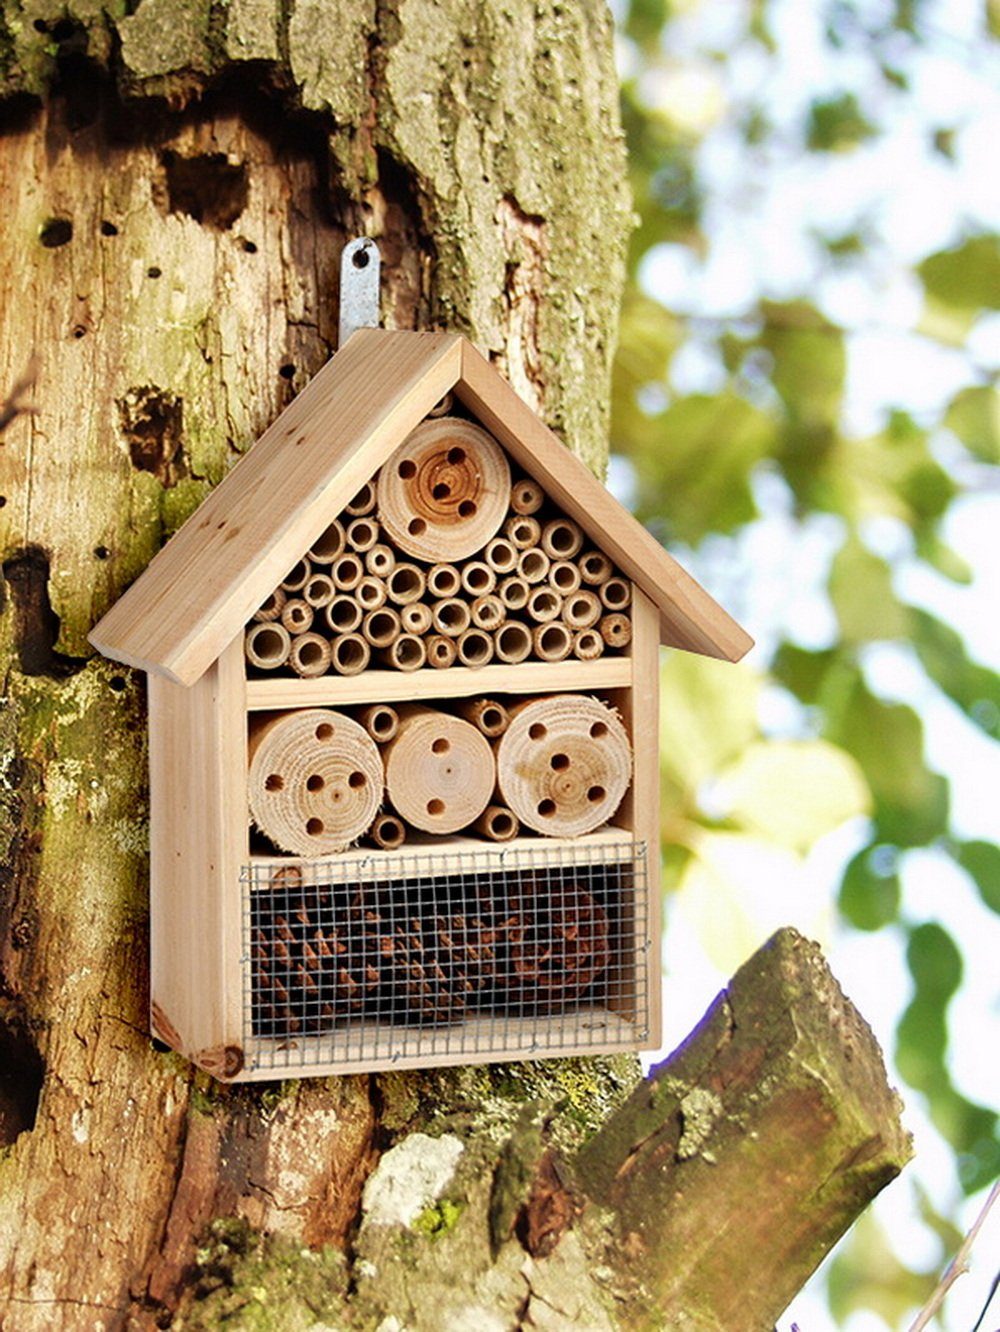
left=250, top=874, right=387, bottom=1037
left=388, top=908, right=499, bottom=1024
left=500, top=879, right=610, bottom=1012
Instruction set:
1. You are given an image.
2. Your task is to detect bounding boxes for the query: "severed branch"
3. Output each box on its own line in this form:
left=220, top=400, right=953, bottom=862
left=0, top=356, right=39, bottom=436
left=572, top=928, right=914, bottom=1331
left=908, top=1178, right=1000, bottom=1332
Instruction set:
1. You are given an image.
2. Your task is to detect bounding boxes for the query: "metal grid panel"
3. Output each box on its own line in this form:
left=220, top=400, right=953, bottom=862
left=241, top=839, right=649, bottom=1074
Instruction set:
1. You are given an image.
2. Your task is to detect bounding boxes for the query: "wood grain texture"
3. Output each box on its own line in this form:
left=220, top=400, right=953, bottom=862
left=90, top=331, right=462, bottom=685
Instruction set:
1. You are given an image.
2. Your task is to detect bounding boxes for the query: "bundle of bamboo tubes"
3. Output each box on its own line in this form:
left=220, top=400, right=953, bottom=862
left=244, top=412, right=633, bottom=676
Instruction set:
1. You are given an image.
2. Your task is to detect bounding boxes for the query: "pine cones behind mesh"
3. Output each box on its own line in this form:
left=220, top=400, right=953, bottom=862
left=250, top=870, right=387, bottom=1037
left=388, top=907, right=499, bottom=1024
left=500, top=879, right=610, bottom=1013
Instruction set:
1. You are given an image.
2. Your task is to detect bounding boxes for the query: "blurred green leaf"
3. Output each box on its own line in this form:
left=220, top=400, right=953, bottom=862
left=907, top=921, right=962, bottom=997
left=914, top=531, right=973, bottom=584
left=829, top=1211, right=936, bottom=1326
left=659, top=654, right=761, bottom=794
left=910, top=607, right=1000, bottom=739
left=918, top=234, right=1000, bottom=341
left=988, top=0, right=1000, bottom=39
left=806, top=92, right=878, bottom=151
left=954, top=839, right=1000, bottom=913
left=824, top=676, right=949, bottom=846
left=839, top=845, right=901, bottom=930
left=944, top=383, right=1000, bottom=463
left=829, top=538, right=908, bottom=643
left=630, top=392, right=774, bottom=543
left=759, top=300, right=846, bottom=426
left=625, top=0, right=671, bottom=51
left=771, top=643, right=842, bottom=704
left=719, top=739, right=870, bottom=850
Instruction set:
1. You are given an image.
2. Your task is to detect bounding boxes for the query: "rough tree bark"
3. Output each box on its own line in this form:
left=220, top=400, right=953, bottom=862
left=0, top=5, right=908, bottom=1331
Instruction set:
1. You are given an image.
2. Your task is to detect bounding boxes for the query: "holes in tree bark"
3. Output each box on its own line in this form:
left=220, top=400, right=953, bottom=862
left=1, top=547, right=86, bottom=678
left=39, top=218, right=73, bottom=248
left=0, top=1014, right=45, bottom=1149
left=118, top=386, right=186, bottom=488
left=161, top=150, right=249, bottom=230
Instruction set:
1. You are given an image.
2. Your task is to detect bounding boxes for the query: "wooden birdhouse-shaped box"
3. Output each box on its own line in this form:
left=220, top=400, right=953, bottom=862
left=90, top=330, right=751, bottom=1081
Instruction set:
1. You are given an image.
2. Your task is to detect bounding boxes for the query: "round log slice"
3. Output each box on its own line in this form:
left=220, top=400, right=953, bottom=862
left=495, top=695, right=631, bottom=836
left=377, top=418, right=510, bottom=562
left=383, top=706, right=494, bottom=834
left=249, top=709, right=383, bottom=856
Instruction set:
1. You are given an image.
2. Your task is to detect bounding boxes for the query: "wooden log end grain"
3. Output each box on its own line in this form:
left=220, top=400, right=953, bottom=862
left=378, top=418, right=511, bottom=562
left=496, top=695, right=631, bottom=836
left=384, top=706, right=495, bottom=834
left=248, top=709, right=383, bottom=856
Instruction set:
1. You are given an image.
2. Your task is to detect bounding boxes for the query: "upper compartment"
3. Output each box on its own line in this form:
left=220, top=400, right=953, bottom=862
left=89, top=331, right=752, bottom=687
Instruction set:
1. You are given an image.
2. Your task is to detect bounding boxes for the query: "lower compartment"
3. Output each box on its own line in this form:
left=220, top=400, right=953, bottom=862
left=241, top=835, right=650, bottom=1076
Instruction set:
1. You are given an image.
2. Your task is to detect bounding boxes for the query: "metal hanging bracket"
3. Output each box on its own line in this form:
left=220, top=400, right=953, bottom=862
left=338, top=237, right=382, bottom=347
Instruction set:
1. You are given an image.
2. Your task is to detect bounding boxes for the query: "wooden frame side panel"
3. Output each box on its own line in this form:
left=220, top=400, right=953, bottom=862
left=630, top=587, right=662, bottom=1051
left=457, top=340, right=753, bottom=664
left=148, top=636, right=247, bottom=1073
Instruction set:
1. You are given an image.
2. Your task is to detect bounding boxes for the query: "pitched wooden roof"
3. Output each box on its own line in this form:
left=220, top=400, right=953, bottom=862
left=90, top=330, right=752, bottom=685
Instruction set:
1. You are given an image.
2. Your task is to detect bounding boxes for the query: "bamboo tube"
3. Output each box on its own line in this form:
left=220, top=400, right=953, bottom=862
left=308, top=520, right=346, bottom=565
left=358, top=704, right=400, bottom=744
left=518, top=548, right=550, bottom=586
left=302, top=573, right=336, bottom=609
left=325, top=596, right=364, bottom=634
left=510, top=477, right=544, bottom=515
left=572, top=627, right=604, bottom=661
left=248, top=708, right=382, bottom=856
left=578, top=549, right=613, bottom=585
left=280, top=557, right=312, bottom=592
left=562, top=589, right=602, bottom=630
left=461, top=561, right=496, bottom=597
left=346, top=516, right=380, bottom=552
left=505, top=515, right=541, bottom=550
left=472, top=804, right=520, bottom=842
left=498, top=577, right=529, bottom=612
left=541, top=517, right=583, bottom=561
left=427, top=391, right=454, bottom=418
left=427, top=563, right=462, bottom=598
left=330, top=632, right=371, bottom=675
left=470, top=593, right=505, bottom=631
left=253, top=587, right=287, bottom=622
left=493, top=620, right=532, bottom=664
left=548, top=560, right=581, bottom=596
left=432, top=598, right=471, bottom=637
left=386, top=562, right=426, bottom=605
left=369, top=811, right=406, bottom=849
left=494, top=694, right=631, bottom=838
left=382, top=634, right=427, bottom=672
left=245, top=622, right=291, bottom=670
left=344, top=480, right=376, bottom=515
left=457, top=627, right=495, bottom=668
left=332, top=552, right=364, bottom=591
left=356, top=575, right=388, bottom=611
left=362, top=607, right=401, bottom=649
left=280, top=598, right=314, bottom=634
left=426, top=634, right=457, bottom=669
left=527, top=586, right=563, bottom=624
left=365, top=543, right=396, bottom=578
left=383, top=705, right=494, bottom=834
left=378, top=418, right=510, bottom=562
left=456, top=698, right=510, bottom=738
left=484, top=537, right=518, bottom=575
left=401, top=602, right=433, bottom=635
left=600, top=613, right=632, bottom=649
left=600, top=576, right=632, bottom=611
left=532, top=621, right=573, bottom=662
left=289, top=632, right=331, bottom=678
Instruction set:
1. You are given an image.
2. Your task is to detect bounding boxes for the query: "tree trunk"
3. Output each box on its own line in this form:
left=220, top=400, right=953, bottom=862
left=0, top=7, right=908, bottom=1331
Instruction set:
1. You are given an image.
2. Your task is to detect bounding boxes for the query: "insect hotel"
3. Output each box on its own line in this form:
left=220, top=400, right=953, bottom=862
left=90, top=329, right=751, bottom=1081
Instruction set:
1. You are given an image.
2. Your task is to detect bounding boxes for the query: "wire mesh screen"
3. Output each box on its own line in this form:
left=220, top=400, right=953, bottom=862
left=241, top=838, right=649, bottom=1074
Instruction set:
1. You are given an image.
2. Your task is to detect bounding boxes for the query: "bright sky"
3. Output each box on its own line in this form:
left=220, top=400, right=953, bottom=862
left=612, top=0, right=1000, bottom=1327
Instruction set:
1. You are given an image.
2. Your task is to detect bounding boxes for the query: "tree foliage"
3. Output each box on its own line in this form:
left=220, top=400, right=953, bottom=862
left=613, top=0, right=1000, bottom=1320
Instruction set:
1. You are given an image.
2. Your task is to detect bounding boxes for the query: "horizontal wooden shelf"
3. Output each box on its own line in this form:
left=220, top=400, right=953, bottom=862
left=238, top=1006, right=646, bottom=1080
left=245, top=656, right=632, bottom=709
left=247, top=825, right=640, bottom=882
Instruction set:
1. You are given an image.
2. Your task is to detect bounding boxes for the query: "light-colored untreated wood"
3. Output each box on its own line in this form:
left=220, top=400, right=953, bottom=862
left=245, top=656, right=633, bottom=708
left=148, top=636, right=247, bottom=1064
left=383, top=705, right=495, bottom=834
left=89, top=331, right=464, bottom=684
